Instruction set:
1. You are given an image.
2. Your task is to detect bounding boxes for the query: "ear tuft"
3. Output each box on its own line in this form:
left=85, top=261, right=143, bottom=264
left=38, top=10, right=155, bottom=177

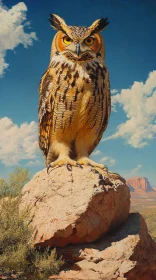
left=89, top=17, right=109, bottom=35
left=49, top=14, right=67, bottom=32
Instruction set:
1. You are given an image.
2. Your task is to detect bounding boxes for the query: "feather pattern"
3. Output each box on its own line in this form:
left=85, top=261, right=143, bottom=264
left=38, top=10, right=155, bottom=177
left=38, top=70, right=54, bottom=159
left=39, top=14, right=110, bottom=168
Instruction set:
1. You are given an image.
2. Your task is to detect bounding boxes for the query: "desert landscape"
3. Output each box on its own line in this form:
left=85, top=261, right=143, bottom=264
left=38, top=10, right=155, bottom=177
left=127, top=176, right=156, bottom=211
left=128, top=176, right=156, bottom=243
left=0, top=168, right=156, bottom=279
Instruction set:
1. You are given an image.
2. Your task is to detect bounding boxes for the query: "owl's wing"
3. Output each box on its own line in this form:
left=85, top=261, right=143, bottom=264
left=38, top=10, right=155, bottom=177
left=89, top=67, right=111, bottom=155
left=38, top=70, right=54, bottom=160
left=104, top=67, right=111, bottom=119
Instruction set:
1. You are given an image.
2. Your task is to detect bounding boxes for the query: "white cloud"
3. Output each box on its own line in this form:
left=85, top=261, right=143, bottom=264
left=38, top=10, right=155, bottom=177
left=118, top=164, right=143, bottom=179
left=91, top=150, right=116, bottom=167
left=130, top=164, right=142, bottom=175
left=0, top=1, right=37, bottom=76
left=103, top=71, right=156, bottom=148
left=100, top=156, right=116, bottom=166
left=0, top=117, right=39, bottom=166
left=26, top=160, right=42, bottom=166
left=91, top=150, right=102, bottom=156
left=111, top=89, right=119, bottom=95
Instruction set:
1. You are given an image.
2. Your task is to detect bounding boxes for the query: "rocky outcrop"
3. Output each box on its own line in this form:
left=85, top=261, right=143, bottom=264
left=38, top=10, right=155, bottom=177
left=49, top=213, right=156, bottom=280
left=19, top=166, right=130, bottom=248
left=126, top=177, right=155, bottom=193
left=19, top=166, right=156, bottom=280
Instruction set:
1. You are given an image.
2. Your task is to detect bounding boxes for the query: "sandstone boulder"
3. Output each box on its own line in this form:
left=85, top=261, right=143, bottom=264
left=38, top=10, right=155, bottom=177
left=19, top=166, right=130, bottom=247
left=50, top=213, right=156, bottom=280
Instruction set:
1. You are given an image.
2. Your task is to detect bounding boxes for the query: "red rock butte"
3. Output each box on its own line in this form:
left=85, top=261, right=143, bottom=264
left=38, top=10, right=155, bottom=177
left=126, top=176, right=155, bottom=193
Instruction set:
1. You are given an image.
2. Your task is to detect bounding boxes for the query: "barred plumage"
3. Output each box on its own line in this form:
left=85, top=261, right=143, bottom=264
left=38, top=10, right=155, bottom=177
left=38, top=14, right=110, bottom=170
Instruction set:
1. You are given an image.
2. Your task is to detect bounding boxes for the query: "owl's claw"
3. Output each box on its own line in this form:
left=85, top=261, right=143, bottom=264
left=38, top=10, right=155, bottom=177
left=66, top=163, right=72, bottom=171
left=87, top=162, right=94, bottom=167
left=90, top=168, right=100, bottom=174
left=46, top=158, right=79, bottom=174
left=77, top=157, right=106, bottom=170
left=47, top=166, right=50, bottom=174
left=76, top=162, right=83, bottom=169
left=47, top=164, right=54, bottom=174
left=66, top=162, right=83, bottom=170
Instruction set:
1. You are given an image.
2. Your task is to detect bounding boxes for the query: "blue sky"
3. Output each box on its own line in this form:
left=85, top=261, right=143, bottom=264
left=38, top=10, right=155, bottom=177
left=0, top=0, right=156, bottom=186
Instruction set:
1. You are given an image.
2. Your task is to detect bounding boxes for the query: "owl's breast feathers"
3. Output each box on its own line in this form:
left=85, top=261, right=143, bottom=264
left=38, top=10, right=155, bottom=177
left=38, top=58, right=111, bottom=158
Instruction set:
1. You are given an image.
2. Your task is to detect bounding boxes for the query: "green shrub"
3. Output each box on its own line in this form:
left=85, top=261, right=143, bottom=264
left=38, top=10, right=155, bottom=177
left=0, top=168, right=64, bottom=279
left=0, top=166, right=31, bottom=197
left=30, top=248, right=64, bottom=280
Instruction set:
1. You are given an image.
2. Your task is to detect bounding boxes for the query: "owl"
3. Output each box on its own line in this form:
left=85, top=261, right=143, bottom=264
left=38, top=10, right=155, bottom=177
left=38, top=14, right=111, bottom=172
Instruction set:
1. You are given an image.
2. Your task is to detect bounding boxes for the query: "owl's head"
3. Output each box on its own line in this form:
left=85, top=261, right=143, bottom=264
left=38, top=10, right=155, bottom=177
left=49, top=14, right=109, bottom=63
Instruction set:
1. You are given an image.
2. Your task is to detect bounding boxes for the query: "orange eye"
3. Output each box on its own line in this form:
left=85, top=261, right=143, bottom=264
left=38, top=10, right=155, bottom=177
left=84, top=37, right=94, bottom=46
left=63, top=36, right=73, bottom=45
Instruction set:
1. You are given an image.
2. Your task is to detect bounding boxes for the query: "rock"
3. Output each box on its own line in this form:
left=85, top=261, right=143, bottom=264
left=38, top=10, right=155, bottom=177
left=126, top=177, right=155, bottom=193
left=49, top=213, right=156, bottom=280
left=19, top=166, right=130, bottom=248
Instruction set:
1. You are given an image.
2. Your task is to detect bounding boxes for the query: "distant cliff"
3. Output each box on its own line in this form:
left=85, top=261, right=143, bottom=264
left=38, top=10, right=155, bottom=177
left=126, top=177, right=155, bottom=193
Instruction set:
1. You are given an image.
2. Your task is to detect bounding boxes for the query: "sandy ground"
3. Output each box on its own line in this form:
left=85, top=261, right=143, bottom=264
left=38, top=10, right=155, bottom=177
left=130, top=191, right=156, bottom=212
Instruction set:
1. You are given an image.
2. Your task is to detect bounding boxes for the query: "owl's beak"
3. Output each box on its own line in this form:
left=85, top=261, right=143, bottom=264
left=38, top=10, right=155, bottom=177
left=76, top=43, right=81, bottom=56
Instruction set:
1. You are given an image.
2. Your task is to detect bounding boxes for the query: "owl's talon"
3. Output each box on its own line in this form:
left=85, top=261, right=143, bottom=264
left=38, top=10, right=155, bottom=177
left=47, top=165, right=52, bottom=174
left=66, top=163, right=72, bottom=171
left=90, top=168, right=100, bottom=174
left=76, top=162, right=83, bottom=169
left=87, top=162, right=94, bottom=167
